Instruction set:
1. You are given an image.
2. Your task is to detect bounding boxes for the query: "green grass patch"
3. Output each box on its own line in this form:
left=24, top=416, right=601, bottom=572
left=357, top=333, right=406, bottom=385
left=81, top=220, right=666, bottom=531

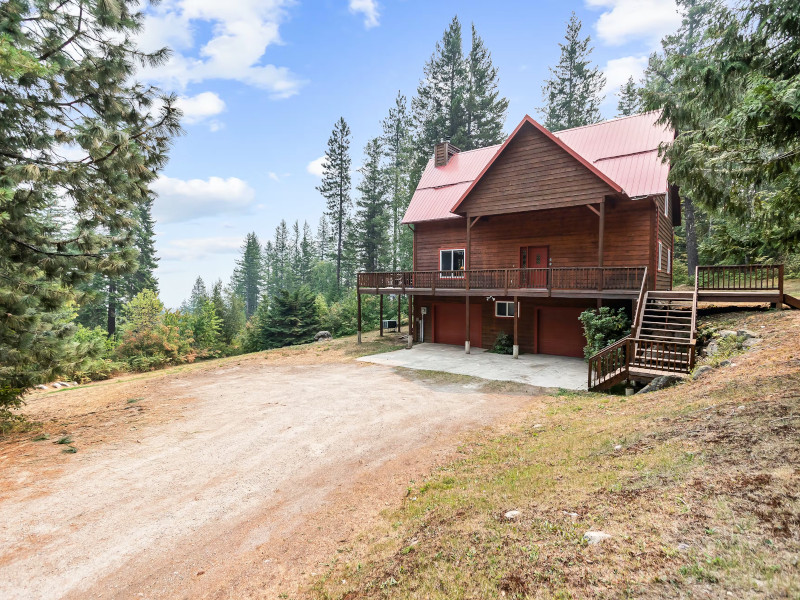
left=54, top=435, right=73, bottom=445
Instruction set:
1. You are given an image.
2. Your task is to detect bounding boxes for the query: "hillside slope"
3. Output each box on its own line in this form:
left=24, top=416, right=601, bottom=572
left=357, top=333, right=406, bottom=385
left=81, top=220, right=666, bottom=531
left=310, top=310, right=800, bottom=599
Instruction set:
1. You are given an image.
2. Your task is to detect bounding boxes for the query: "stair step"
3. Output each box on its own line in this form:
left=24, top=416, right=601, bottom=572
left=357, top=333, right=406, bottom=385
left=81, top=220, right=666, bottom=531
left=643, top=308, right=692, bottom=315
left=638, top=334, right=693, bottom=342
left=640, top=329, right=691, bottom=337
left=647, top=291, right=695, bottom=299
left=641, top=320, right=692, bottom=327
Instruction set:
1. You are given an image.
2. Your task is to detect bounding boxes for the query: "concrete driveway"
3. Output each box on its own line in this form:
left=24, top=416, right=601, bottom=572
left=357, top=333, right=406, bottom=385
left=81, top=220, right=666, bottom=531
left=358, top=343, right=588, bottom=390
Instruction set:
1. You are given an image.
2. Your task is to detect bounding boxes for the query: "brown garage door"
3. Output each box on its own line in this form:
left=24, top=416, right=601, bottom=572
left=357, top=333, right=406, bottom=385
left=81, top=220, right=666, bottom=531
left=537, top=307, right=586, bottom=357
left=433, top=302, right=482, bottom=348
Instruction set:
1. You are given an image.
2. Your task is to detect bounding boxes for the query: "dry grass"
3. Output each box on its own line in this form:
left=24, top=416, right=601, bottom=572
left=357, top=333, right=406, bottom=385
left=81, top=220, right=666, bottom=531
left=307, top=309, right=800, bottom=599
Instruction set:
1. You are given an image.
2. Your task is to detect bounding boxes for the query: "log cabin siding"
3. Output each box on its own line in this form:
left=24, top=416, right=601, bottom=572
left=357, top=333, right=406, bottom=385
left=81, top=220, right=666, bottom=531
left=654, top=194, right=674, bottom=290
left=456, top=123, right=618, bottom=217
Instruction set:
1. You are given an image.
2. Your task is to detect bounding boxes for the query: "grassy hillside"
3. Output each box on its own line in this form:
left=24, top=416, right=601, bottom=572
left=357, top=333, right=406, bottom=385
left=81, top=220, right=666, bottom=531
left=309, top=309, right=800, bottom=599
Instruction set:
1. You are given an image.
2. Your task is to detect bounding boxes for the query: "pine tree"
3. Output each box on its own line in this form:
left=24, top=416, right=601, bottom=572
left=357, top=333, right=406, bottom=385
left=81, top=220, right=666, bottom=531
left=268, top=220, right=291, bottom=295
left=316, top=118, right=352, bottom=293
left=464, top=24, right=509, bottom=148
left=188, top=277, right=208, bottom=314
left=382, top=92, right=413, bottom=271
left=242, top=287, right=320, bottom=351
left=316, top=215, right=331, bottom=261
left=411, top=16, right=467, bottom=181
left=541, top=12, right=606, bottom=131
left=298, top=222, right=315, bottom=286
left=353, top=138, right=389, bottom=272
left=0, top=0, right=180, bottom=417
left=616, top=76, right=642, bottom=117
left=231, top=233, right=264, bottom=318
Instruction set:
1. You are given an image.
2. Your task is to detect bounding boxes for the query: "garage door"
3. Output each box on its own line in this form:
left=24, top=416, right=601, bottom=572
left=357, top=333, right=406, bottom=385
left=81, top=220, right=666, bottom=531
left=433, top=303, right=482, bottom=348
left=537, top=307, right=586, bottom=357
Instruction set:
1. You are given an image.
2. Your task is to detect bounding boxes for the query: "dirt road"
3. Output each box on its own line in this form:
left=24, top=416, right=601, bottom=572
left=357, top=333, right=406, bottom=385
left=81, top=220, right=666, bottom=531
left=0, top=355, right=535, bottom=599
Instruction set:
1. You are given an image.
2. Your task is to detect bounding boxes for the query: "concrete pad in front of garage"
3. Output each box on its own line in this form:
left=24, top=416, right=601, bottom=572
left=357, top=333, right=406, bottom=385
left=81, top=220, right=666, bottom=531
left=357, top=343, right=588, bottom=390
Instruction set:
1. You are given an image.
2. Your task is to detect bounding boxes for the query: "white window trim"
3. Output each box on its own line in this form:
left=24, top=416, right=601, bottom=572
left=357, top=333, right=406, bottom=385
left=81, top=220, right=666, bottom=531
left=439, top=248, right=465, bottom=278
left=658, top=241, right=664, bottom=271
left=495, top=300, right=517, bottom=318
left=664, top=193, right=669, bottom=218
left=667, top=248, right=672, bottom=274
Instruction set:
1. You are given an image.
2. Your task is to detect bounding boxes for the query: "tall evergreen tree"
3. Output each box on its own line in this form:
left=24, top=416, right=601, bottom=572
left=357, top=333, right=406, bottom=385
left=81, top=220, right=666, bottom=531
left=541, top=12, right=606, bottom=131
left=616, top=76, right=642, bottom=117
left=316, top=117, right=352, bottom=293
left=242, top=286, right=320, bottom=351
left=0, top=0, right=180, bottom=417
left=231, top=233, right=264, bottom=318
left=381, top=92, right=413, bottom=271
left=353, top=138, right=389, bottom=272
left=641, top=0, right=721, bottom=276
left=267, top=220, right=291, bottom=295
left=316, top=215, right=331, bottom=261
left=298, top=221, right=315, bottom=286
left=464, top=24, right=509, bottom=148
left=188, top=277, right=208, bottom=314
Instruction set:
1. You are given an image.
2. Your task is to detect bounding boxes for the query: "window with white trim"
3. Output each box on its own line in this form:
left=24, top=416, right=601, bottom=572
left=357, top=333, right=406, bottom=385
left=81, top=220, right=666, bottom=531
left=495, top=301, right=516, bottom=318
left=439, top=249, right=465, bottom=277
left=667, top=248, right=672, bottom=274
left=658, top=241, right=664, bottom=271
left=664, top=193, right=669, bottom=219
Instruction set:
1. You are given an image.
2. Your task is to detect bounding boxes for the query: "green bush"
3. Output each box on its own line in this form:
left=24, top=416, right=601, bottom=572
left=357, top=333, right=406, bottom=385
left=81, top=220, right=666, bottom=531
left=488, top=332, right=514, bottom=355
left=579, top=307, right=631, bottom=360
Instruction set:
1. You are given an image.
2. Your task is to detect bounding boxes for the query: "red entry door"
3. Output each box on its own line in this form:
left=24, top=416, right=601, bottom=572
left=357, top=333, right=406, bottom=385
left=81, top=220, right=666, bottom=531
left=520, top=246, right=549, bottom=288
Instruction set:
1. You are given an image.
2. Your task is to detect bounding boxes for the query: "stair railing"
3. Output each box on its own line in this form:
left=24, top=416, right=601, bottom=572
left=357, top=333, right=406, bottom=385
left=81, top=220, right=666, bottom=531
left=587, top=336, right=632, bottom=390
left=632, top=266, right=649, bottom=337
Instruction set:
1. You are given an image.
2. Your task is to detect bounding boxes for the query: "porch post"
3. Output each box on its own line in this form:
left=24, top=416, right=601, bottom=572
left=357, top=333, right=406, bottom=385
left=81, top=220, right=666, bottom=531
left=407, top=294, right=413, bottom=349
left=398, top=295, right=402, bottom=333
left=465, top=296, right=471, bottom=354
left=357, top=290, right=362, bottom=344
left=379, top=294, right=384, bottom=336
left=513, top=295, right=519, bottom=359
left=598, top=199, right=605, bottom=293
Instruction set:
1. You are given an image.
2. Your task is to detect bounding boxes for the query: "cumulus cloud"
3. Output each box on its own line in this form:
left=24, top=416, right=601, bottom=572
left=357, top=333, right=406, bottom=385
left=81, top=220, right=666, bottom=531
left=160, top=236, right=244, bottom=261
left=175, top=92, right=226, bottom=125
left=138, top=0, right=305, bottom=98
left=306, top=156, right=326, bottom=177
left=586, top=0, right=681, bottom=47
left=349, top=0, right=380, bottom=29
left=152, top=175, right=256, bottom=224
left=601, top=55, right=649, bottom=96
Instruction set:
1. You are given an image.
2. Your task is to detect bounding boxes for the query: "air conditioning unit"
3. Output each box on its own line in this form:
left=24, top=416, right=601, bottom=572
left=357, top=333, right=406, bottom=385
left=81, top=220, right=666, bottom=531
left=382, top=319, right=398, bottom=331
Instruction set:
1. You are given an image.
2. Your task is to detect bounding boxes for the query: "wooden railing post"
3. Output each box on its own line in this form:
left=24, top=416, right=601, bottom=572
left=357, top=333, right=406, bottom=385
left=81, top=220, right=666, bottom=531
left=778, top=264, right=784, bottom=310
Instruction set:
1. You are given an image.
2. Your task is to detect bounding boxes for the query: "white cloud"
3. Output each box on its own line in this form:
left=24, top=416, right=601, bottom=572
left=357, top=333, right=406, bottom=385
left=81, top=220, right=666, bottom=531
left=152, top=175, right=256, bottom=224
left=586, top=0, right=682, bottom=47
left=306, top=155, right=326, bottom=177
left=175, top=92, right=226, bottom=125
left=268, top=171, right=280, bottom=182
left=601, top=55, right=649, bottom=96
left=160, top=236, right=244, bottom=262
left=349, top=0, right=380, bottom=29
left=138, top=0, right=305, bottom=98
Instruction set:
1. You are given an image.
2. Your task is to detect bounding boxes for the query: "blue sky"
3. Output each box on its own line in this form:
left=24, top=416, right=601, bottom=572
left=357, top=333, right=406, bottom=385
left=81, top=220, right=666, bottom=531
left=138, top=0, right=683, bottom=307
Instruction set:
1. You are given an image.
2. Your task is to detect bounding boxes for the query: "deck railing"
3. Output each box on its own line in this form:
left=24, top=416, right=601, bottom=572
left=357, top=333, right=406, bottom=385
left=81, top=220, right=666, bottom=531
left=696, top=264, right=783, bottom=291
left=587, top=336, right=696, bottom=390
left=357, top=266, right=646, bottom=293
left=588, top=336, right=632, bottom=390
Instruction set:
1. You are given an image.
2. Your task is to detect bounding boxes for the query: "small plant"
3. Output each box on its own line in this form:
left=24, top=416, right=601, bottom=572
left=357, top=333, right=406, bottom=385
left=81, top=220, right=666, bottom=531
left=62, top=446, right=77, bottom=454
left=579, top=307, right=631, bottom=359
left=54, top=435, right=73, bottom=445
left=32, top=433, right=50, bottom=441
left=488, top=332, right=514, bottom=355
left=127, top=397, right=144, bottom=404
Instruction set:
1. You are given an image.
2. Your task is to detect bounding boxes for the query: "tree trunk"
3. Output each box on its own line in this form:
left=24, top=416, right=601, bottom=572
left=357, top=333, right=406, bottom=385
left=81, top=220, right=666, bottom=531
left=684, top=194, right=699, bottom=278
left=107, top=280, right=117, bottom=336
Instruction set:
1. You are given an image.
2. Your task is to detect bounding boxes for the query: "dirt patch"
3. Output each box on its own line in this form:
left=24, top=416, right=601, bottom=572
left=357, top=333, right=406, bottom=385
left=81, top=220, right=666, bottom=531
left=0, top=339, right=538, bottom=600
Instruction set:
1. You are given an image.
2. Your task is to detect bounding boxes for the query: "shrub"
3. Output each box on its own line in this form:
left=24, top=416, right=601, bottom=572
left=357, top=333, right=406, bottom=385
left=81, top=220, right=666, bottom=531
left=579, top=307, right=631, bottom=359
left=488, top=332, right=514, bottom=355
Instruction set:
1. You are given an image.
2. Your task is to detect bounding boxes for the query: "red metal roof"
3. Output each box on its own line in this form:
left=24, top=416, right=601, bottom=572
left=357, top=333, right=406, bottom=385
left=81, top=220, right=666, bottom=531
left=402, top=111, right=674, bottom=224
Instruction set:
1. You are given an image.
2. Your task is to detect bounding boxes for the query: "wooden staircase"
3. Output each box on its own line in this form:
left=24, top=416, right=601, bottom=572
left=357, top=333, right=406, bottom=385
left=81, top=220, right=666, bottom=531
left=629, top=291, right=696, bottom=377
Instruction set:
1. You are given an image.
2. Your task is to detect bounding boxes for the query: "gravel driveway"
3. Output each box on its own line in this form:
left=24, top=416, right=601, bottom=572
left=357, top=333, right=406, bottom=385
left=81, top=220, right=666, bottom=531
left=0, top=360, right=532, bottom=599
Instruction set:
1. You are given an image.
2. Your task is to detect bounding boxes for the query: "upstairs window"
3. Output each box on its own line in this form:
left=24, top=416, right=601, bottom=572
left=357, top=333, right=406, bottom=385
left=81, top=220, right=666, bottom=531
left=667, top=248, right=672, bottom=274
left=440, top=249, right=465, bottom=277
left=658, top=241, right=664, bottom=271
left=665, top=193, right=670, bottom=219
left=495, top=301, right=516, bottom=318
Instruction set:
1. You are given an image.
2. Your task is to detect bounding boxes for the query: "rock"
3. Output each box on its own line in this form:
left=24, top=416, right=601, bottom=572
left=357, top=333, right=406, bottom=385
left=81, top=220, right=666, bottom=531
left=737, top=405, right=745, bottom=411
left=52, top=382, right=67, bottom=388
left=638, top=375, right=681, bottom=394
left=314, top=331, right=332, bottom=341
left=68, top=381, right=78, bottom=386
left=743, top=337, right=761, bottom=348
left=614, top=444, right=623, bottom=451
left=737, top=329, right=756, bottom=339
left=703, top=341, right=719, bottom=356
left=583, top=530, right=611, bottom=545
left=692, top=365, right=714, bottom=380
left=504, top=510, right=521, bottom=521
left=718, top=329, right=738, bottom=338
left=533, top=423, right=544, bottom=429
left=718, top=359, right=732, bottom=367
left=676, top=542, right=691, bottom=552
left=35, top=385, right=48, bottom=390
left=562, top=511, right=579, bottom=520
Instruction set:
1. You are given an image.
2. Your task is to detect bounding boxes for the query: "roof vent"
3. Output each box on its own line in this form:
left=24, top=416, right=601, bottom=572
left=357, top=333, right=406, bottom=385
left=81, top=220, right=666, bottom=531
left=434, top=140, right=460, bottom=167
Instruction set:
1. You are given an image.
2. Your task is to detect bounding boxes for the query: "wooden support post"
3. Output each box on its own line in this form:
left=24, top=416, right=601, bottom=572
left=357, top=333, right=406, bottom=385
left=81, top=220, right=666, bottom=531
left=398, top=295, right=402, bottom=333
left=598, top=200, right=605, bottom=292
left=513, top=296, right=519, bottom=359
left=357, top=290, right=362, bottom=344
left=407, top=295, right=413, bottom=349
left=379, top=294, right=384, bottom=337
left=778, top=264, right=784, bottom=310
left=465, top=295, right=471, bottom=354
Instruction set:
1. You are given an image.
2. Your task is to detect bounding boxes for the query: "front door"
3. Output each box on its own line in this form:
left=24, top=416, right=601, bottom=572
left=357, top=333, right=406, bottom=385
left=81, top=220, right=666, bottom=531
left=520, top=246, right=549, bottom=288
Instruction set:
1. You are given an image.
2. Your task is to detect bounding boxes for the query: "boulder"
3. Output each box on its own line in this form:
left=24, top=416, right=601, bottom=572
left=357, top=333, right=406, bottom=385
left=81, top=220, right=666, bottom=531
left=703, top=341, right=719, bottom=357
left=583, top=530, right=611, bottom=545
left=736, top=329, right=757, bottom=339
left=504, top=510, right=521, bottom=521
left=314, top=331, right=332, bottom=342
left=718, top=329, right=738, bottom=338
left=692, top=365, right=714, bottom=380
left=35, top=384, right=48, bottom=390
left=638, top=375, right=682, bottom=394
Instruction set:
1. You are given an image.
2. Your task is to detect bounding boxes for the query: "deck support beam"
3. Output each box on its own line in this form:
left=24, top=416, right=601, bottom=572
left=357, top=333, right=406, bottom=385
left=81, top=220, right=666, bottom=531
left=407, top=295, right=413, bottom=349
left=379, top=294, right=383, bottom=337
left=465, top=295, right=471, bottom=354
left=397, top=295, right=402, bottom=333
left=513, top=295, right=519, bottom=359
left=357, top=290, right=362, bottom=344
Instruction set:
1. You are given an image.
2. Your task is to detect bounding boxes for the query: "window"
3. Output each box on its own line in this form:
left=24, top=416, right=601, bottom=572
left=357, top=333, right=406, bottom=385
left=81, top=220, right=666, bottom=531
left=439, top=249, right=465, bottom=277
left=658, top=241, right=664, bottom=271
left=495, top=301, right=516, bottom=318
left=667, top=248, right=672, bottom=274
left=664, top=193, right=670, bottom=219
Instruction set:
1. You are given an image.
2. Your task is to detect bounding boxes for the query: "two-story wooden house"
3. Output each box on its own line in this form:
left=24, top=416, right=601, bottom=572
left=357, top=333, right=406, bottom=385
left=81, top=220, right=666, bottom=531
left=359, top=112, right=679, bottom=359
